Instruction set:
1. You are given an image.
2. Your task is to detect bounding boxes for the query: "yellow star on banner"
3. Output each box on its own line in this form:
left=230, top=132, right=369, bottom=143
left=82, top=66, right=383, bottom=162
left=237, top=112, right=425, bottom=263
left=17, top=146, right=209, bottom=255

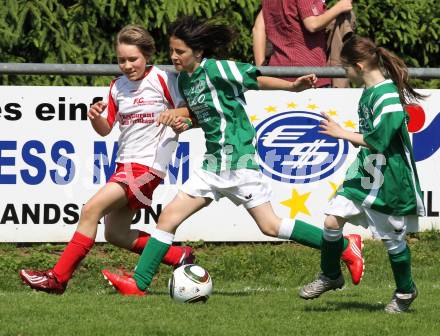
left=249, top=115, right=259, bottom=122
left=287, top=102, right=298, bottom=109
left=327, top=109, right=338, bottom=116
left=307, top=103, right=319, bottom=110
left=343, top=120, right=357, bottom=129
left=328, top=181, right=341, bottom=200
left=281, top=188, right=311, bottom=218
left=264, top=106, right=277, bottom=113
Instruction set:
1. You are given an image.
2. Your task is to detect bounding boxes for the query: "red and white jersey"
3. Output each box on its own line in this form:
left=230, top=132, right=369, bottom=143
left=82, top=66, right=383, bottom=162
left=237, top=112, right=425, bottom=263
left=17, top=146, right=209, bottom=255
left=104, top=66, right=184, bottom=177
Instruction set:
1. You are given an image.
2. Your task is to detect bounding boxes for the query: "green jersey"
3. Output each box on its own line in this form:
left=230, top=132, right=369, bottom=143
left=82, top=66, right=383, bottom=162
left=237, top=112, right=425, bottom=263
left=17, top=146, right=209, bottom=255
left=177, top=59, right=260, bottom=173
left=338, top=79, right=425, bottom=216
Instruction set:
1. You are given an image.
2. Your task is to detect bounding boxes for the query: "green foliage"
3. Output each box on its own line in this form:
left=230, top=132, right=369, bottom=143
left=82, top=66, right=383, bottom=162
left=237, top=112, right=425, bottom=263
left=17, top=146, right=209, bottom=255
left=328, top=0, right=440, bottom=68
left=0, top=0, right=261, bottom=85
left=0, top=0, right=439, bottom=86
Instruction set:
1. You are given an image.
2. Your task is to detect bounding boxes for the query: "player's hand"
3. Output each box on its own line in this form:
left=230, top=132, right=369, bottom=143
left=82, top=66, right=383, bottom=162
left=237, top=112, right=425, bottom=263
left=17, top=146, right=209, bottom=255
left=172, top=116, right=192, bottom=134
left=88, top=101, right=107, bottom=121
left=318, top=112, right=345, bottom=139
left=292, top=74, right=317, bottom=92
left=156, top=109, right=177, bottom=126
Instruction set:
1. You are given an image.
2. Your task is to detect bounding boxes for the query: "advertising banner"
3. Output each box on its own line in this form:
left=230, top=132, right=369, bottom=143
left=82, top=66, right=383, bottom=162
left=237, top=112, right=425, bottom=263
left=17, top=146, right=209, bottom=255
left=1, top=87, right=438, bottom=241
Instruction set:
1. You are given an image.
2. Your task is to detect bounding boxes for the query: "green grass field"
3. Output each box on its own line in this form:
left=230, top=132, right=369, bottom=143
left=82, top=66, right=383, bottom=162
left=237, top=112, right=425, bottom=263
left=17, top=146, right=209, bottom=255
left=1, top=232, right=440, bottom=336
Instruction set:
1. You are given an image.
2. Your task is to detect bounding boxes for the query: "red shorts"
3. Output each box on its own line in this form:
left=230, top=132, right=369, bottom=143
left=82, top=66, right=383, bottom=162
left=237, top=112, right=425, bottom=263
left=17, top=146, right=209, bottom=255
left=108, top=162, right=162, bottom=209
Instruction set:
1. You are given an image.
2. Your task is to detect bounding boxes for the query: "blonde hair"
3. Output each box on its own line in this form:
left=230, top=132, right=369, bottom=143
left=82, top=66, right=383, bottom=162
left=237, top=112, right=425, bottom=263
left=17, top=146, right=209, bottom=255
left=115, top=25, right=155, bottom=58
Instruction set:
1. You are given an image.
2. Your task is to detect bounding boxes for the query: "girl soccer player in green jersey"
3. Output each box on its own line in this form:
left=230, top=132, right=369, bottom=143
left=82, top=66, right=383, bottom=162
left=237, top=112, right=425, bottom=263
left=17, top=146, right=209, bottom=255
left=299, top=35, right=426, bottom=313
left=104, top=16, right=365, bottom=296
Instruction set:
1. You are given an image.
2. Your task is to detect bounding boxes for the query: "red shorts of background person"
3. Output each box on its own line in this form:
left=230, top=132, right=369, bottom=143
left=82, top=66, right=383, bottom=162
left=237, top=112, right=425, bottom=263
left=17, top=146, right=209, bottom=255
left=108, top=162, right=162, bottom=209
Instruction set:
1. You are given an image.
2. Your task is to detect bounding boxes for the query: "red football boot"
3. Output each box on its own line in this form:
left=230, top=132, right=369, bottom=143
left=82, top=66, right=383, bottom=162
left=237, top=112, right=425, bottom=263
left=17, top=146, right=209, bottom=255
left=19, top=269, right=67, bottom=294
left=102, top=269, right=146, bottom=296
left=341, top=234, right=365, bottom=285
left=175, top=246, right=196, bottom=269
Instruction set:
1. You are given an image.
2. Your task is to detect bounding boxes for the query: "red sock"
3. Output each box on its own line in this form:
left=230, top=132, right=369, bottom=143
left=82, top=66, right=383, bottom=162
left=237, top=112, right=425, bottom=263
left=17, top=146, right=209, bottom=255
left=131, top=231, right=184, bottom=266
left=53, top=231, right=94, bottom=283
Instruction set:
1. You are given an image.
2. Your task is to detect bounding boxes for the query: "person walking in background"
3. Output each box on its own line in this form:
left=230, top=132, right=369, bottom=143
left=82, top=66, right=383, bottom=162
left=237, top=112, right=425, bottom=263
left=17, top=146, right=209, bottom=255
left=102, top=16, right=365, bottom=296
left=19, top=25, right=194, bottom=294
left=253, top=0, right=353, bottom=87
left=299, top=35, right=426, bottom=313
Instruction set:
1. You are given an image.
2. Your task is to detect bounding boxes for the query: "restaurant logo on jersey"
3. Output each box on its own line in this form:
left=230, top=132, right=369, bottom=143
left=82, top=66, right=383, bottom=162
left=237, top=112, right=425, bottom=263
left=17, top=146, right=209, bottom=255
left=255, top=111, right=348, bottom=183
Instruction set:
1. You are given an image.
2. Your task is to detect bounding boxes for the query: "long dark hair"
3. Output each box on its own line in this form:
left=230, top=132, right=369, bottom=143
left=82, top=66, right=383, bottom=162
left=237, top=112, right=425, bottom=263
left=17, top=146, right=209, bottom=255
left=168, top=16, right=235, bottom=58
left=340, top=35, right=426, bottom=104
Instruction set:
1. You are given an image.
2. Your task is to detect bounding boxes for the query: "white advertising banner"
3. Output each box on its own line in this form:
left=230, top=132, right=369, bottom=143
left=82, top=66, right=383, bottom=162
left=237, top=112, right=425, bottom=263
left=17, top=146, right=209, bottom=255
left=0, top=86, right=439, bottom=242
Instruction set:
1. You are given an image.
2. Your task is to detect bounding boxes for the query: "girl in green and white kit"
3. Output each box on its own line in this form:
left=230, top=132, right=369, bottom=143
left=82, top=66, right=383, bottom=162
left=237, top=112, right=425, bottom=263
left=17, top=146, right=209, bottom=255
left=104, top=16, right=365, bottom=296
left=299, top=35, right=426, bottom=314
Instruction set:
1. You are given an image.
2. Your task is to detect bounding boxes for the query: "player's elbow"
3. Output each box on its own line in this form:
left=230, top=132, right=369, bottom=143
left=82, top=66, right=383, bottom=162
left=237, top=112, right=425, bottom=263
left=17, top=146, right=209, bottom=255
left=96, top=127, right=111, bottom=137
left=302, top=18, right=321, bottom=33
left=304, top=23, right=320, bottom=33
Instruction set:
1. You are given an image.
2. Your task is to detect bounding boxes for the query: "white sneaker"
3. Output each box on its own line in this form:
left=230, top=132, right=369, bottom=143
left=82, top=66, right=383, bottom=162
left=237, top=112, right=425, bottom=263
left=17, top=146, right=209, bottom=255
left=299, top=273, right=345, bottom=300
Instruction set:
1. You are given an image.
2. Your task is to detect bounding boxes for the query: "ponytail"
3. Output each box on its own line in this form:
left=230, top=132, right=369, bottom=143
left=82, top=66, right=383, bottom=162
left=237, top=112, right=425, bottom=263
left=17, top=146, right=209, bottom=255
left=341, top=35, right=427, bottom=105
left=376, top=47, right=426, bottom=105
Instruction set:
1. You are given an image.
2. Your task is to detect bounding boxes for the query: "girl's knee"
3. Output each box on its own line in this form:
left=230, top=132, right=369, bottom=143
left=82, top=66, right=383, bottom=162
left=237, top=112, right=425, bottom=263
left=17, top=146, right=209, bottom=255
left=80, top=202, right=99, bottom=221
left=324, top=215, right=342, bottom=230
left=77, top=203, right=101, bottom=232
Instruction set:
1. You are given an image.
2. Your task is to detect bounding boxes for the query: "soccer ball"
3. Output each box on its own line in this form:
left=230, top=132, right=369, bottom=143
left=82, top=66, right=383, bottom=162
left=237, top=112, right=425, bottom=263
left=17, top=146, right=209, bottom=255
left=169, top=264, right=212, bottom=303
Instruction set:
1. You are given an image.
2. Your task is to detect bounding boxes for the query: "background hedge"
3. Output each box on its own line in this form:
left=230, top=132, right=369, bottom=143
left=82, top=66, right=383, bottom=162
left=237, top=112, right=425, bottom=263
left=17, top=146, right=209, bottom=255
left=0, top=0, right=438, bottom=86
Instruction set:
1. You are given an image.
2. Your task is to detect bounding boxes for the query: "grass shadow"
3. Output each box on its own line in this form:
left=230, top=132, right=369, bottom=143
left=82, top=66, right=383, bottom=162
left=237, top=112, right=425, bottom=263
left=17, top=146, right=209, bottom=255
left=303, top=300, right=384, bottom=312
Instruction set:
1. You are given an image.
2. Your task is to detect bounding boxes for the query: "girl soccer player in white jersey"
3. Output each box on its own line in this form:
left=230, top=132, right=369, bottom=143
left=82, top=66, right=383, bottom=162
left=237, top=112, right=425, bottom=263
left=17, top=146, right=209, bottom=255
left=19, top=25, right=194, bottom=294
left=299, top=35, right=426, bottom=313
left=103, top=16, right=365, bottom=296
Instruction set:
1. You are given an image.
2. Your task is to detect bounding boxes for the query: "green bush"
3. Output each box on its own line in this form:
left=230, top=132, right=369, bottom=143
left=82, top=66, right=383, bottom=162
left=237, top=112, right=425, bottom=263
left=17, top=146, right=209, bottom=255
left=344, top=0, right=440, bottom=67
left=0, top=0, right=438, bottom=85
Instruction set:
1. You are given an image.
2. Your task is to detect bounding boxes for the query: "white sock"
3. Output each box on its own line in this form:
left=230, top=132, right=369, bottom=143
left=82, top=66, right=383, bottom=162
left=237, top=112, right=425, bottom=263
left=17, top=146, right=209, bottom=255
left=152, top=228, right=174, bottom=245
left=277, top=218, right=295, bottom=240
left=323, top=227, right=343, bottom=242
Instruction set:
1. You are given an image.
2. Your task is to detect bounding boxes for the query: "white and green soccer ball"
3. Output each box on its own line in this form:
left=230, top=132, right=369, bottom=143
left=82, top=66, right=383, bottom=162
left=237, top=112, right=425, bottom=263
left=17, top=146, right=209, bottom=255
left=169, top=264, right=212, bottom=303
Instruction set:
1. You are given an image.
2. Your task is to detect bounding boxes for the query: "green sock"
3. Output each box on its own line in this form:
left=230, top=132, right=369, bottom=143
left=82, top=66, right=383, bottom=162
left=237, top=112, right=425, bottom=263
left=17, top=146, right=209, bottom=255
left=289, top=220, right=348, bottom=250
left=321, top=236, right=344, bottom=279
left=133, top=237, right=170, bottom=291
left=388, top=245, right=414, bottom=293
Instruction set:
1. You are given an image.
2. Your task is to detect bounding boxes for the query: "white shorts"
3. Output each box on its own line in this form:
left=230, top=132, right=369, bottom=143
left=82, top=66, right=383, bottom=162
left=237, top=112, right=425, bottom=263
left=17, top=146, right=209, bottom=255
left=325, top=195, right=419, bottom=240
left=180, top=168, right=272, bottom=209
